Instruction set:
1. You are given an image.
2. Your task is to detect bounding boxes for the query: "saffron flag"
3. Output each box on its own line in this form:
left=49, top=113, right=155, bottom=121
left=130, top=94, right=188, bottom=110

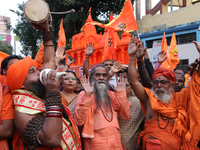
left=168, top=33, right=179, bottom=70
left=104, top=30, right=116, bottom=60
left=81, top=0, right=137, bottom=32
left=104, top=12, right=116, bottom=60
left=160, top=32, right=171, bottom=69
left=57, top=18, right=66, bottom=50
left=106, top=0, right=137, bottom=32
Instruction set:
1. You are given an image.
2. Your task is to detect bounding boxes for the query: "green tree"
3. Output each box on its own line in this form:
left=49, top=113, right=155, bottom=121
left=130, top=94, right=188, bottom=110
left=0, top=41, right=13, bottom=55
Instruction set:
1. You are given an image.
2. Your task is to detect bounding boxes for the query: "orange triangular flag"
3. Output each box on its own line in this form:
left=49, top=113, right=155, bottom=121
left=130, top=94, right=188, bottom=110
left=57, top=18, right=66, bottom=50
left=160, top=32, right=171, bottom=69
left=106, top=0, right=137, bottom=32
left=109, top=12, right=114, bottom=22
left=168, top=33, right=179, bottom=70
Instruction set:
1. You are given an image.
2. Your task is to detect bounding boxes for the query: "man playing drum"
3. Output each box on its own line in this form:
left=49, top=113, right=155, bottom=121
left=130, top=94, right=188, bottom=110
left=6, top=5, right=81, bottom=150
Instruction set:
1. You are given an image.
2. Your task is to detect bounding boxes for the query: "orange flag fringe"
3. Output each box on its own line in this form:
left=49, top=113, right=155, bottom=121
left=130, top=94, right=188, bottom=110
left=106, top=0, right=137, bottom=32
left=168, top=33, right=179, bottom=70
left=57, top=18, right=66, bottom=50
left=160, top=32, right=171, bottom=69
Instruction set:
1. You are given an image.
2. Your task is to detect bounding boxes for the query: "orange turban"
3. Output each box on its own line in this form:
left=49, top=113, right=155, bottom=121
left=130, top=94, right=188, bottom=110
left=152, top=67, right=176, bottom=83
left=7, top=56, right=37, bottom=91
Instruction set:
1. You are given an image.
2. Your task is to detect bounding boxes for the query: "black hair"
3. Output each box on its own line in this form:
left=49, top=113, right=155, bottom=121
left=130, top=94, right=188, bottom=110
left=102, top=59, right=113, bottom=65
left=65, top=70, right=77, bottom=78
left=1, top=55, right=19, bottom=75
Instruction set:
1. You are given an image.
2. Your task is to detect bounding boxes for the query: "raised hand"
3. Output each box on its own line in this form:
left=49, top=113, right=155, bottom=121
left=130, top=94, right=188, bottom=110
left=81, top=75, right=94, bottom=97
left=128, top=35, right=140, bottom=56
left=67, top=55, right=75, bottom=65
left=187, top=58, right=200, bottom=73
left=110, top=61, right=122, bottom=74
left=193, top=41, right=200, bottom=53
left=136, top=41, right=147, bottom=61
left=111, top=74, right=125, bottom=92
left=86, top=42, right=96, bottom=57
left=158, top=51, right=167, bottom=63
left=56, top=46, right=66, bottom=61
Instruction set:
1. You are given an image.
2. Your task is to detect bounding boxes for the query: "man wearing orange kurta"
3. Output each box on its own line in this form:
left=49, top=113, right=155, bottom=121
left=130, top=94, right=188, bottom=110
left=128, top=36, right=200, bottom=150
left=74, top=65, right=130, bottom=150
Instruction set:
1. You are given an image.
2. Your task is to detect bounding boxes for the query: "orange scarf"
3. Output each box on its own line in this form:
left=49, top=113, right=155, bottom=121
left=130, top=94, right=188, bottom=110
left=144, top=88, right=188, bottom=136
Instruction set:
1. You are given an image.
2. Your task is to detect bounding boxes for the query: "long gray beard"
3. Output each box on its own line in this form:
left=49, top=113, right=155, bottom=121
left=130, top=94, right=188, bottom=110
left=151, top=86, right=173, bottom=104
left=93, top=80, right=110, bottom=109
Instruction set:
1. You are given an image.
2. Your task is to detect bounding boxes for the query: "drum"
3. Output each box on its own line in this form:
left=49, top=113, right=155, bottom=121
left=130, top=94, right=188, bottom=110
left=24, top=0, right=52, bottom=24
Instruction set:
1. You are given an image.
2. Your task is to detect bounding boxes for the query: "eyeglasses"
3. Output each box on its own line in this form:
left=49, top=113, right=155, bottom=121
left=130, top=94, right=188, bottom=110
left=153, top=80, right=170, bottom=85
left=65, top=77, right=76, bottom=80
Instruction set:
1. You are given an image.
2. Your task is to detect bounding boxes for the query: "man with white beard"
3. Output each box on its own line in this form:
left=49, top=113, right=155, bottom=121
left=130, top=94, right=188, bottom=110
left=74, top=64, right=130, bottom=150
left=128, top=36, right=200, bottom=149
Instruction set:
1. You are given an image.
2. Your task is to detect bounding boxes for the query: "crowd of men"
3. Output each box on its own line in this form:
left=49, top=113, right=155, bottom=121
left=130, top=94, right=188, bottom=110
left=0, top=15, right=200, bottom=150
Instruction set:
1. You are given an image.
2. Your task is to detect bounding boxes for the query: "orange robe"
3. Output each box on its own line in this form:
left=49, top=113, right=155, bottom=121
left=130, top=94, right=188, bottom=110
left=0, top=84, right=15, bottom=150
left=74, top=89, right=130, bottom=150
left=140, top=71, right=200, bottom=150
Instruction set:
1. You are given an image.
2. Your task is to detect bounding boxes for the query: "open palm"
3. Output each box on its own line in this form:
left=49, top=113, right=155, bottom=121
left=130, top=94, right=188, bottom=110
left=56, top=46, right=66, bottom=61
left=86, top=42, right=95, bottom=56
left=128, top=36, right=140, bottom=56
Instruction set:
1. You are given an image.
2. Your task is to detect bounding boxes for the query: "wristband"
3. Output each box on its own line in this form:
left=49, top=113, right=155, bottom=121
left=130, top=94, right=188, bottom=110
left=85, top=56, right=90, bottom=60
left=137, top=59, right=144, bottom=62
left=46, top=113, right=62, bottom=118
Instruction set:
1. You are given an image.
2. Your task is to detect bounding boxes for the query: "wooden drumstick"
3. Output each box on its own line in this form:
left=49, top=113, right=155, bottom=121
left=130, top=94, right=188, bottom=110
left=50, top=9, right=75, bottom=14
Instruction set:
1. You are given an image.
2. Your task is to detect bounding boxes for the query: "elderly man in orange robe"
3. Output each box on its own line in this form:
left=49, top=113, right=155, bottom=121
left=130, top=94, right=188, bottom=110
left=128, top=36, right=200, bottom=150
left=74, top=64, right=130, bottom=150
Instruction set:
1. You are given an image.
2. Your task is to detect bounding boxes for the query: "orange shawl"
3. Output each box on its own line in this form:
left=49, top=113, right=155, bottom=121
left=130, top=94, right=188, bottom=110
left=184, top=71, right=200, bottom=147
left=144, top=88, right=188, bottom=136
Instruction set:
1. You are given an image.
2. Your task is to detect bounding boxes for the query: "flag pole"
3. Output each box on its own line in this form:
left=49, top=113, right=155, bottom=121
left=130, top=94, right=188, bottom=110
left=137, top=30, right=141, bottom=41
left=113, top=47, right=115, bottom=63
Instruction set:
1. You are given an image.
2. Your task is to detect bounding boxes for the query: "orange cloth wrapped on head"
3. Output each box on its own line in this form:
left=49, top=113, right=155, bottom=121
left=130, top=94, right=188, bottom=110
left=7, top=56, right=37, bottom=91
left=152, top=67, right=176, bottom=83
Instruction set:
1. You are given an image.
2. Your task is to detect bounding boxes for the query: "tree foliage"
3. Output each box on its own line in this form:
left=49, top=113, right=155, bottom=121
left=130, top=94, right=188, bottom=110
left=0, top=41, right=13, bottom=55
left=12, top=0, right=135, bottom=58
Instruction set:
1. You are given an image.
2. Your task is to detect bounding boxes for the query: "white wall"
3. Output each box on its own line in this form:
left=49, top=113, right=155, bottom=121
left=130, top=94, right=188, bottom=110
left=147, top=43, right=200, bottom=67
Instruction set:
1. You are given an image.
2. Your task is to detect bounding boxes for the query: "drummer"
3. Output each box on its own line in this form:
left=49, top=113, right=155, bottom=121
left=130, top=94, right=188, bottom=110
left=6, top=9, right=82, bottom=150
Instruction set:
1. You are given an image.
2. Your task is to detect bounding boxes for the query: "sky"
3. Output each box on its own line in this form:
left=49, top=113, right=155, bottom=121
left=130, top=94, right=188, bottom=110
left=0, top=0, right=159, bottom=55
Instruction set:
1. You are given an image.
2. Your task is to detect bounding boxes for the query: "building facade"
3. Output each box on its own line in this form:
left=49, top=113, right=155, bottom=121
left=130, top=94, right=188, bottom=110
left=0, top=15, right=11, bottom=45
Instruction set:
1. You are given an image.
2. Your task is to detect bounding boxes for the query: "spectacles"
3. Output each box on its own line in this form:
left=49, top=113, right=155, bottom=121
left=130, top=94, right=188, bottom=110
left=153, top=80, right=170, bottom=85
left=65, top=77, right=76, bottom=80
